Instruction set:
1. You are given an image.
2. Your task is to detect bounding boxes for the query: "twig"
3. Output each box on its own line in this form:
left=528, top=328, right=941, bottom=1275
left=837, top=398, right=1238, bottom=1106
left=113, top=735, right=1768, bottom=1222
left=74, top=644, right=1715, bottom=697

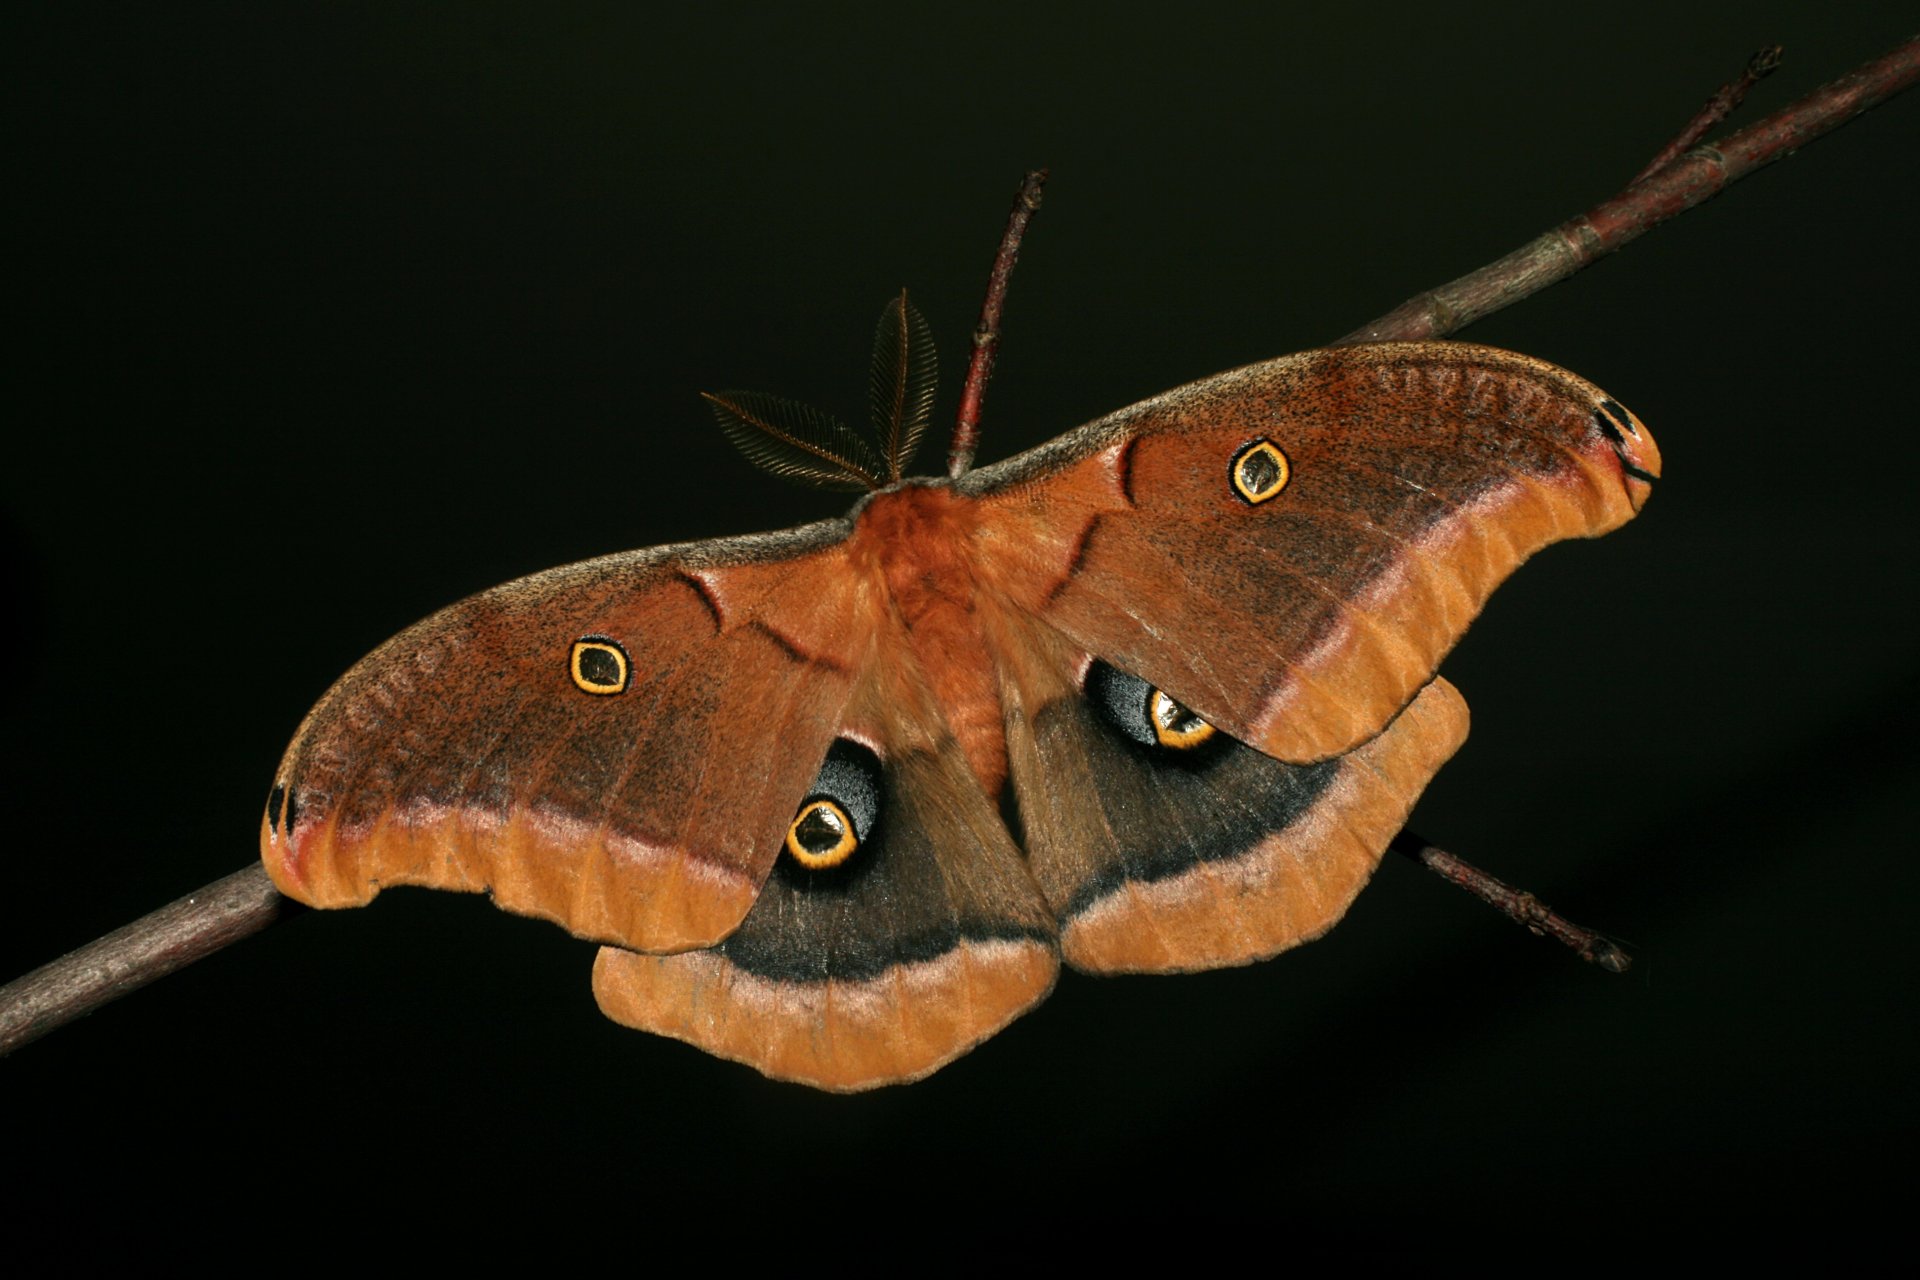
left=947, top=168, right=1047, bottom=479
left=0, top=864, right=294, bottom=1055
left=4, top=39, right=1915, bottom=1050
left=1340, top=35, right=1920, bottom=344
left=1392, top=833, right=1630, bottom=973
left=1633, top=45, right=1783, bottom=184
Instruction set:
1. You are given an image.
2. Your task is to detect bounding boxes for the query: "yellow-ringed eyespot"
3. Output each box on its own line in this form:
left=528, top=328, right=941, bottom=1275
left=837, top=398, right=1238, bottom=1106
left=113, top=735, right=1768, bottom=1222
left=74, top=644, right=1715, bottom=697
left=1230, top=438, right=1291, bottom=505
left=1149, top=688, right=1217, bottom=749
left=781, top=739, right=883, bottom=872
left=569, top=636, right=631, bottom=695
left=1085, top=660, right=1219, bottom=752
left=786, top=799, right=859, bottom=869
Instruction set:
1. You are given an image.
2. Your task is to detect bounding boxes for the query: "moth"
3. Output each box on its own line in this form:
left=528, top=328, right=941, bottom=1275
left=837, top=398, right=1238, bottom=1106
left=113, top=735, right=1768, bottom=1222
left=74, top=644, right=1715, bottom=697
left=260, top=279, right=1658, bottom=1091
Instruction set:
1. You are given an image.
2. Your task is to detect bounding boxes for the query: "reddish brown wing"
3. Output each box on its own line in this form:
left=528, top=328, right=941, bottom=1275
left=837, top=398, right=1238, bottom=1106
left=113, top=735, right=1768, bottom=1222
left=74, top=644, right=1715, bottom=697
left=259, top=520, right=878, bottom=953
left=962, top=341, right=1659, bottom=764
left=260, top=337, right=1658, bottom=1085
left=592, top=609, right=1058, bottom=1092
left=987, top=609, right=1468, bottom=974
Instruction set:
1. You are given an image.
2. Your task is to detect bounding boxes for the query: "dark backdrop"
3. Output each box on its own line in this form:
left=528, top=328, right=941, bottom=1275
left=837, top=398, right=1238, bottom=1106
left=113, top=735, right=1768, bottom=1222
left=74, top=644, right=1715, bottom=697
left=6, top=3, right=1915, bottom=1252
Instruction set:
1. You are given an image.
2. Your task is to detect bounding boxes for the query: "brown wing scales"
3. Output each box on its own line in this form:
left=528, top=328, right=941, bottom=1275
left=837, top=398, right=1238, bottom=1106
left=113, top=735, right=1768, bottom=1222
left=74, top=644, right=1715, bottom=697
left=259, top=338, right=1657, bottom=1088
left=966, top=342, right=1658, bottom=763
left=593, top=635, right=1058, bottom=1091
left=987, top=609, right=1470, bottom=972
left=261, top=523, right=868, bottom=953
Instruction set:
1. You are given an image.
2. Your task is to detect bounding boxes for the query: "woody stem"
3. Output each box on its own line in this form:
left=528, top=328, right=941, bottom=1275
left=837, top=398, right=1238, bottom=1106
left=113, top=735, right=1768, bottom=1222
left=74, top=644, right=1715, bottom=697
left=948, top=168, right=1048, bottom=479
left=0, top=864, right=294, bottom=1055
left=1391, top=832, right=1630, bottom=973
left=1340, top=35, right=1920, bottom=344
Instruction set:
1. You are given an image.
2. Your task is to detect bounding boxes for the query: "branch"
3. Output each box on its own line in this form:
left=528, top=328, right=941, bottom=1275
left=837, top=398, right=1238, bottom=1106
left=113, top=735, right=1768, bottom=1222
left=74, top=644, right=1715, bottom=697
left=0, top=864, right=293, bottom=1054
left=1340, top=35, right=1920, bottom=344
left=1391, top=833, right=1630, bottom=972
left=1632, top=45, right=1783, bottom=184
left=947, top=168, right=1048, bottom=479
left=3, top=39, right=1915, bottom=1053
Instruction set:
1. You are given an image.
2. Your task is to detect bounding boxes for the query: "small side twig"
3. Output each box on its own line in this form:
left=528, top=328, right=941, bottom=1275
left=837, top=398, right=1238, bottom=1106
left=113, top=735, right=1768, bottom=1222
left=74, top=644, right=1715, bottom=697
left=0, top=864, right=293, bottom=1055
left=1340, top=35, right=1920, bottom=343
left=1633, top=45, right=1783, bottom=184
left=947, top=168, right=1048, bottom=479
left=1392, top=832, right=1630, bottom=973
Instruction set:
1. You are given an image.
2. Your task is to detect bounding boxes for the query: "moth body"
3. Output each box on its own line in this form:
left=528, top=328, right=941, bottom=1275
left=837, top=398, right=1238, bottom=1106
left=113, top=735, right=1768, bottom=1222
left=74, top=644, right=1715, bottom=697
left=261, top=341, right=1658, bottom=1090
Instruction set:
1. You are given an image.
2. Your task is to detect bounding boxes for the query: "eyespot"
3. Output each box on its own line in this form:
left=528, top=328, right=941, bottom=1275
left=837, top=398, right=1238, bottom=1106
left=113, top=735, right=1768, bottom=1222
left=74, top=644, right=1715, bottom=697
left=787, top=799, right=858, bottom=868
left=1230, top=438, right=1291, bottom=505
left=1086, top=660, right=1218, bottom=752
left=782, top=739, right=883, bottom=871
left=1148, top=688, right=1217, bottom=749
left=570, top=636, right=631, bottom=695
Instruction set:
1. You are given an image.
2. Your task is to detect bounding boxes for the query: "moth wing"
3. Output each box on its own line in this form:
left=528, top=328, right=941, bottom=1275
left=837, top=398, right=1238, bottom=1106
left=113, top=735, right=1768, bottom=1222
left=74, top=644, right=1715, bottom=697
left=593, top=620, right=1058, bottom=1091
left=964, top=341, right=1658, bottom=763
left=260, top=519, right=875, bottom=954
left=990, top=611, right=1467, bottom=973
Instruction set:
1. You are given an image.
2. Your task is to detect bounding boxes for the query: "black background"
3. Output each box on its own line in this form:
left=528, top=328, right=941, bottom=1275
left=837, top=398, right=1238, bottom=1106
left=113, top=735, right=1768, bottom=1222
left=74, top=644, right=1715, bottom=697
left=5, top=3, right=1915, bottom=1253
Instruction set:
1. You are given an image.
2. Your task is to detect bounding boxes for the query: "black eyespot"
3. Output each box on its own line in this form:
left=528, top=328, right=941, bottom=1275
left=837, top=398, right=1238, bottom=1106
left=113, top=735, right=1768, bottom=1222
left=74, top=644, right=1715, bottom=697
left=1230, top=438, right=1291, bottom=505
left=1085, top=660, right=1218, bottom=751
left=783, top=739, right=882, bottom=870
left=570, top=636, right=631, bottom=695
left=787, top=799, right=857, bottom=868
left=1148, top=688, right=1217, bottom=749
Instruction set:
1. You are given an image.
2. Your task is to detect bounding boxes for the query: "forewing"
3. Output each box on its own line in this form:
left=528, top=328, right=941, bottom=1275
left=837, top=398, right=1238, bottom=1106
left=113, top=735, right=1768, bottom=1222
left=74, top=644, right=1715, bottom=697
left=260, top=519, right=874, bottom=954
left=963, top=341, right=1658, bottom=762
